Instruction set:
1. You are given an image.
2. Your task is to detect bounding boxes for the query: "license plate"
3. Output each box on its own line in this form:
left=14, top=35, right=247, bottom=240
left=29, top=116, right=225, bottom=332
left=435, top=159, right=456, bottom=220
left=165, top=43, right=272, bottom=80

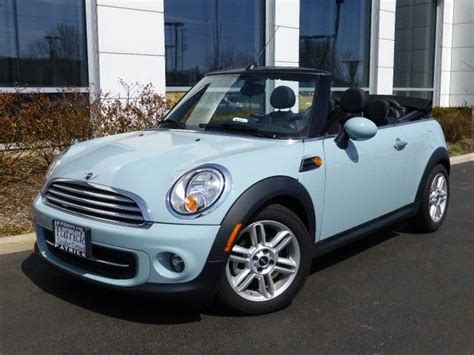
left=53, top=220, right=91, bottom=258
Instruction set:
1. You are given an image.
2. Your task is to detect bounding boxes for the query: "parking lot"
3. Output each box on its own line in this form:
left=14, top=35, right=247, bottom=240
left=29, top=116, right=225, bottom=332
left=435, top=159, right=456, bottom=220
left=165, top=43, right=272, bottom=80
left=1, top=161, right=473, bottom=353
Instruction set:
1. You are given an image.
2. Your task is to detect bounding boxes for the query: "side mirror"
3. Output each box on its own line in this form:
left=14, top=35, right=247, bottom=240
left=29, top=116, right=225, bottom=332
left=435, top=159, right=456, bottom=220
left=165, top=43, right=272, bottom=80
left=334, top=117, right=377, bottom=149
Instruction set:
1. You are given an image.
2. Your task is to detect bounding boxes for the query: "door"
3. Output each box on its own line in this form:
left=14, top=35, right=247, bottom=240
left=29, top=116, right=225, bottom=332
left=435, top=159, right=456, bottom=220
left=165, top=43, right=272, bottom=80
left=319, top=126, right=408, bottom=240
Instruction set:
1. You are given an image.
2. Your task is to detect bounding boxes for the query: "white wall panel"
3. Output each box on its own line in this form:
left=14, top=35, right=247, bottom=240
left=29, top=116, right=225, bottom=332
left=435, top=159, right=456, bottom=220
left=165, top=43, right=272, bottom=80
left=451, top=47, right=474, bottom=71
left=452, top=23, right=474, bottom=48
left=378, top=39, right=395, bottom=68
left=97, top=1, right=164, bottom=13
left=274, top=0, right=299, bottom=28
left=94, top=0, right=166, bottom=97
left=99, top=53, right=165, bottom=96
left=453, top=0, right=474, bottom=24
left=274, top=27, right=299, bottom=64
left=379, top=10, right=395, bottom=40
left=97, top=6, right=164, bottom=55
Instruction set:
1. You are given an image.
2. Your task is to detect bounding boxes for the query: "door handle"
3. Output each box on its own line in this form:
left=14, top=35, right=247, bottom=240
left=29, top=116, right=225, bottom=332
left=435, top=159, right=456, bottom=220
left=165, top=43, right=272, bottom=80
left=394, top=138, right=408, bottom=150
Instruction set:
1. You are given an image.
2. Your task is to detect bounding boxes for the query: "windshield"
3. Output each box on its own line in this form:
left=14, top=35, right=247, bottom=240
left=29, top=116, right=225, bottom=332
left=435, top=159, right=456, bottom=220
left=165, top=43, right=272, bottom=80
left=161, top=72, right=320, bottom=139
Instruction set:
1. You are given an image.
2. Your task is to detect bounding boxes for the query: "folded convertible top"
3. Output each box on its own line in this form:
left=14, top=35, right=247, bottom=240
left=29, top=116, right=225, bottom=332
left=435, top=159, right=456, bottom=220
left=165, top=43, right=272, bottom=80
left=369, top=95, right=432, bottom=114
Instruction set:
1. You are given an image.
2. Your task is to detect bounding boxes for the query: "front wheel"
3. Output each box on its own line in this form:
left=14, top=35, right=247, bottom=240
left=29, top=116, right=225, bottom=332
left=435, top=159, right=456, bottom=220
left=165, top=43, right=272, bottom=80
left=412, top=164, right=449, bottom=232
left=217, top=204, right=312, bottom=315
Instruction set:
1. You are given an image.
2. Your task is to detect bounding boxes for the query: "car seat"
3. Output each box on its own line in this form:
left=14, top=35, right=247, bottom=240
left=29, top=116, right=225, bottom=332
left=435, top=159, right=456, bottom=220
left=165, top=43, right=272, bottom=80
left=261, top=86, right=295, bottom=127
left=365, top=99, right=390, bottom=126
left=326, top=88, right=369, bottom=134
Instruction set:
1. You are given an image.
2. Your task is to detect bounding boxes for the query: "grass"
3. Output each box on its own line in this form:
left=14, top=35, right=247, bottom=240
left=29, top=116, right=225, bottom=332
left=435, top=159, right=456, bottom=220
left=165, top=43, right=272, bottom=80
left=447, top=137, right=474, bottom=156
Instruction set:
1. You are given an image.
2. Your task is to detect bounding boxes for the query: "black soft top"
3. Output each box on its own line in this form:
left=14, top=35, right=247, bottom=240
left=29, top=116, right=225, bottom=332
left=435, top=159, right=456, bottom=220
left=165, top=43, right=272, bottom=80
left=369, top=95, right=432, bottom=113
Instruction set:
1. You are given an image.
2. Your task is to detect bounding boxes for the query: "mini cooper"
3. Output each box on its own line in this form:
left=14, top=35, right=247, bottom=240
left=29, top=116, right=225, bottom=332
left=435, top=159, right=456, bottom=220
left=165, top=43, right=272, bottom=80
left=34, top=67, right=450, bottom=314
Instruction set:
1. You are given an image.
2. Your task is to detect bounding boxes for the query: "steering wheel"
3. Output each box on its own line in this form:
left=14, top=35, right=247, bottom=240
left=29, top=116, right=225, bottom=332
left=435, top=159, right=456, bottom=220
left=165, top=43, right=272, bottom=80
left=282, top=116, right=303, bottom=131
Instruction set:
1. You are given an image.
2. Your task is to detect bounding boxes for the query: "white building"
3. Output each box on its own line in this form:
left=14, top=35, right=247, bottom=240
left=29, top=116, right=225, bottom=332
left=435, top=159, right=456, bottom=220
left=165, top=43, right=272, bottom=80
left=1, top=0, right=473, bottom=106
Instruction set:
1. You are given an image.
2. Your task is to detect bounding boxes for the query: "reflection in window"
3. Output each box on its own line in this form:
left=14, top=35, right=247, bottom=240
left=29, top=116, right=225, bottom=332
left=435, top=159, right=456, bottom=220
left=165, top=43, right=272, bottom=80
left=299, top=0, right=371, bottom=88
left=164, top=0, right=265, bottom=88
left=393, top=0, right=437, bottom=94
left=0, top=0, right=88, bottom=87
left=393, top=90, right=433, bottom=100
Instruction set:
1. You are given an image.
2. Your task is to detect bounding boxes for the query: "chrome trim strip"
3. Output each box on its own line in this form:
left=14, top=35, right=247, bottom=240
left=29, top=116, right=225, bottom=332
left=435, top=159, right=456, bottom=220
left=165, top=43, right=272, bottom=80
left=51, top=183, right=135, bottom=203
left=47, top=188, right=142, bottom=212
left=45, top=240, right=131, bottom=268
left=44, top=195, right=144, bottom=221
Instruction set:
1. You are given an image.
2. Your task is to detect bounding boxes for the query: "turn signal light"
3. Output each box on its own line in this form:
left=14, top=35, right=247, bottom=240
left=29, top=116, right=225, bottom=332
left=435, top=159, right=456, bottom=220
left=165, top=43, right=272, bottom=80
left=184, top=194, right=199, bottom=213
left=312, top=156, right=323, bottom=167
left=224, top=223, right=243, bottom=252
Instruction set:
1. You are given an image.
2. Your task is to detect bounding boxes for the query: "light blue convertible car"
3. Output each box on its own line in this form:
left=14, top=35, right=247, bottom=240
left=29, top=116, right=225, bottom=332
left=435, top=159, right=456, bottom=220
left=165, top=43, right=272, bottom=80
left=34, top=67, right=450, bottom=314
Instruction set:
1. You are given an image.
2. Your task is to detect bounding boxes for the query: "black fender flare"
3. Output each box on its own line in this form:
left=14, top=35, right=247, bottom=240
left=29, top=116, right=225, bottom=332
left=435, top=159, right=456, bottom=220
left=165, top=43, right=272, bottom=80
left=415, top=147, right=450, bottom=203
left=207, top=176, right=316, bottom=261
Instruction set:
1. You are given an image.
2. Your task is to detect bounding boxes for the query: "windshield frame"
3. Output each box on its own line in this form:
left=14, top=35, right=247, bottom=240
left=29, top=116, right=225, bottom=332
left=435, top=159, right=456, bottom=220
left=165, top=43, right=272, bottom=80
left=160, top=68, right=332, bottom=140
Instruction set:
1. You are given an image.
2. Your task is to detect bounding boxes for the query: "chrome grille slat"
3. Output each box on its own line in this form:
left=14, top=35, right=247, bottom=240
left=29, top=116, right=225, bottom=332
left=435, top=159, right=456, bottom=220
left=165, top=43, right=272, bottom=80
left=43, top=179, right=150, bottom=227
left=47, top=188, right=142, bottom=212
left=45, top=195, right=144, bottom=221
left=51, top=183, right=135, bottom=203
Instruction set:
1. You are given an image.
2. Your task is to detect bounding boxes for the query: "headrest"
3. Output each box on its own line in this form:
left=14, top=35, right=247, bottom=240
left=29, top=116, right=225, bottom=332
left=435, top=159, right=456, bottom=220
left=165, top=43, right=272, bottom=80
left=340, top=88, right=368, bottom=113
left=365, top=99, right=389, bottom=125
left=270, top=86, right=296, bottom=109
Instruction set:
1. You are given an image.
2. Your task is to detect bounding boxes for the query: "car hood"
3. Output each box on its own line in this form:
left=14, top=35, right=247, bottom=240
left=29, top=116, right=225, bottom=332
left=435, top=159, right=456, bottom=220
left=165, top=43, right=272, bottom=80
left=49, top=129, right=304, bottom=224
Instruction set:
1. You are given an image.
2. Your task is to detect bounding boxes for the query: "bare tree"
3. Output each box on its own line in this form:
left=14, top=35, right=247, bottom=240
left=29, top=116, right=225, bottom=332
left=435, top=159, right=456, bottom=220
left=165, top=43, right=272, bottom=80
left=28, top=24, right=84, bottom=85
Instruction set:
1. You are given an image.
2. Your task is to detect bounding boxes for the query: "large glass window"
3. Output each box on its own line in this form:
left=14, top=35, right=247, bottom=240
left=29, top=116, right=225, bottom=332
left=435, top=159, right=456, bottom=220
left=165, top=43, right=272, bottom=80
left=164, top=0, right=265, bottom=88
left=0, top=0, right=88, bottom=87
left=393, top=0, right=437, bottom=100
left=299, top=0, right=372, bottom=88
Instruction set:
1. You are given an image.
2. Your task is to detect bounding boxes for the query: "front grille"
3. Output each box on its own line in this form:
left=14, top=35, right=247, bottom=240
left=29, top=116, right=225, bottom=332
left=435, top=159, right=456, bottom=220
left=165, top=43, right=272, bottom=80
left=44, top=229, right=137, bottom=279
left=43, top=179, right=150, bottom=227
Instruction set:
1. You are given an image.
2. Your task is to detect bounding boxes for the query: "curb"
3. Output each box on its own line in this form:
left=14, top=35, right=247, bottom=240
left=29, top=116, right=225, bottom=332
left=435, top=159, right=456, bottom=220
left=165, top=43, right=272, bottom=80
left=0, top=233, right=36, bottom=255
left=0, top=153, right=473, bottom=256
left=451, top=152, right=474, bottom=165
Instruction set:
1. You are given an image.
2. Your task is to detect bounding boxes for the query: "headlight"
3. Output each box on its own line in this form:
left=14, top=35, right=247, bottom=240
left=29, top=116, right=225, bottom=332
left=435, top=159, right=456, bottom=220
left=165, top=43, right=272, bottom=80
left=167, top=165, right=231, bottom=218
left=45, top=147, right=69, bottom=180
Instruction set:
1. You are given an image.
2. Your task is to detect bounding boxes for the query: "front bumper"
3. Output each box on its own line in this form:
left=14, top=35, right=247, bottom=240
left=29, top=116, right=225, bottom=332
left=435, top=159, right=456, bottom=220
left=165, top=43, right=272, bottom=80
left=33, top=196, right=225, bottom=299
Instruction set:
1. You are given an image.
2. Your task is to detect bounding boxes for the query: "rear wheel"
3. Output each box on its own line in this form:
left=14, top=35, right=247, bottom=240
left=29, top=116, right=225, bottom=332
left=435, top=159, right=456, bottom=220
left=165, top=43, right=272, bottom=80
left=217, top=204, right=312, bottom=315
left=412, top=164, right=449, bottom=232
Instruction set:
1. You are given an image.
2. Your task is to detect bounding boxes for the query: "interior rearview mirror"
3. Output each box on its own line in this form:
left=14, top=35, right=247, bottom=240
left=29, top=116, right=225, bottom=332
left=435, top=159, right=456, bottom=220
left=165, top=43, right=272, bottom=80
left=335, top=117, right=377, bottom=149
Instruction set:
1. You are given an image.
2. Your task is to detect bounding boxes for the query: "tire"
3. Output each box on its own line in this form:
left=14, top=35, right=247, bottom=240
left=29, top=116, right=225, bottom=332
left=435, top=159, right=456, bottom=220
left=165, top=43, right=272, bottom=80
left=412, top=164, right=449, bottom=233
left=217, top=204, right=312, bottom=315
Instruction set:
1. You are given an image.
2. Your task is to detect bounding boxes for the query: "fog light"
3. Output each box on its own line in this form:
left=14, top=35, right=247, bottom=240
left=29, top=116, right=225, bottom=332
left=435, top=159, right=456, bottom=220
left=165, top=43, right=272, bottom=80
left=170, top=254, right=185, bottom=273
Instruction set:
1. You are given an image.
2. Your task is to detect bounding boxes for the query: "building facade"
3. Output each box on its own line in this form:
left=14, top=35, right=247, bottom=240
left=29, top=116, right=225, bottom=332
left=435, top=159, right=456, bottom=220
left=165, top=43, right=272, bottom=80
left=1, top=0, right=473, bottom=106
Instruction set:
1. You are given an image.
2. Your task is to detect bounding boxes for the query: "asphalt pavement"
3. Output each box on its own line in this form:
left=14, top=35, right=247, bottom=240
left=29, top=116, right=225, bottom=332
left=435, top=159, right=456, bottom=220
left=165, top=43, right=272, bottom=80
left=1, top=162, right=473, bottom=353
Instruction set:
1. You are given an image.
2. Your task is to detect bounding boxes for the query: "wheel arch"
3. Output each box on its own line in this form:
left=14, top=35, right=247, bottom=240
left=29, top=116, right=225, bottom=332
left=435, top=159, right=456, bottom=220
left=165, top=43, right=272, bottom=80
left=415, top=147, right=450, bottom=203
left=207, top=176, right=316, bottom=261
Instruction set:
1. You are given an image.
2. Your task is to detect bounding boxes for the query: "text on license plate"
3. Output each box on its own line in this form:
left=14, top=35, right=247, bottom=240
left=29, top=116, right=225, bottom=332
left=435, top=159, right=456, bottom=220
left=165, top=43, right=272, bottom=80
left=53, top=220, right=89, bottom=258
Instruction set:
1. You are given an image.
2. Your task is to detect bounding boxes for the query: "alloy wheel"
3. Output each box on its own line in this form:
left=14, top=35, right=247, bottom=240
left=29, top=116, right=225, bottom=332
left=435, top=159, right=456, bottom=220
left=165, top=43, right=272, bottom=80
left=429, top=172, right=448, bottom=223
left=225, top=220, right=300, bottom=302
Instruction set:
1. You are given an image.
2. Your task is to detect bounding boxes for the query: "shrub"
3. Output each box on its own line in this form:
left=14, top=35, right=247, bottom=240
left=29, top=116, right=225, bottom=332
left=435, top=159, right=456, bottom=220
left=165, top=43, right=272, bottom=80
left=0, top=93, right=27, bottom=174
left=432, top=107, right=472, bottom=144
left=94, top=80, right=170, bottom=136
left=0, top=80, right=170, bottom=177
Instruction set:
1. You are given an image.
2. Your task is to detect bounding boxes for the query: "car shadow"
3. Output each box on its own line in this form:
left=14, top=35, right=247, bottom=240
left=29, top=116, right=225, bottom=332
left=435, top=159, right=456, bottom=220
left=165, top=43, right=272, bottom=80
left=22, top=224, right=406, bottom=323
left=310, top=225, right=403, bottom=274
left=21, top=253, right=204, bottom=325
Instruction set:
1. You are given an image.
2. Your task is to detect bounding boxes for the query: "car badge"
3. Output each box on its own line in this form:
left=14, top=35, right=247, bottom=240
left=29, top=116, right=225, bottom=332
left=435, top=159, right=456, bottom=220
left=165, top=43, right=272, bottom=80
left=85, top=172, right=97, bottom=181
